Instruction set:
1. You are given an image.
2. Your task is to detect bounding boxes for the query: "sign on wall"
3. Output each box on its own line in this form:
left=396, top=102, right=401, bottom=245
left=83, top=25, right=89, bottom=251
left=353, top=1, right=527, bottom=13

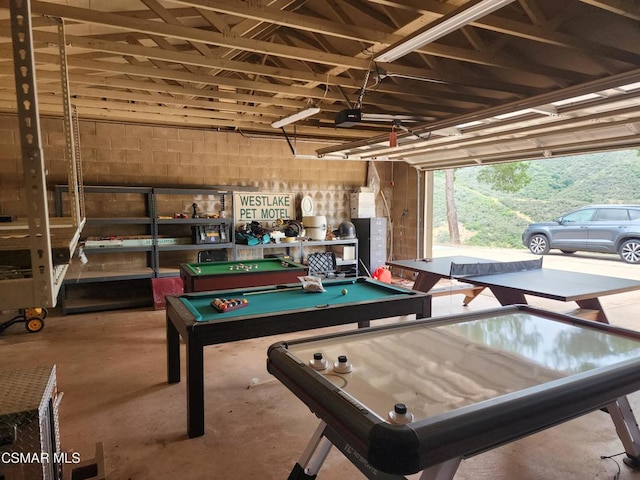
left=234, top=192, right=295, bottom=223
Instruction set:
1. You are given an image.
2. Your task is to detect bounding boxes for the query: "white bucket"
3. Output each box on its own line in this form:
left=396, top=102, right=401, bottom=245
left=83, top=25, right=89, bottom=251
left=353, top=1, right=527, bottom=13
left=303, top=216, right=327, bottom=240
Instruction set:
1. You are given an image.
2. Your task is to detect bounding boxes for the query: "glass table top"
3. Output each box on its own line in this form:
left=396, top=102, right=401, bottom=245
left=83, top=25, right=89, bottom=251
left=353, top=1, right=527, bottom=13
left=286, top=311, right=640, bottom=422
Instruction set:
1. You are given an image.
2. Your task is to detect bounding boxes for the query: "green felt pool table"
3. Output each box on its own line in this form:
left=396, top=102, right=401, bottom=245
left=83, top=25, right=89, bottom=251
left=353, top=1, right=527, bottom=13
left=165, top=277, right=430, bottom=438
left=179, top=257, right=308, bottom=293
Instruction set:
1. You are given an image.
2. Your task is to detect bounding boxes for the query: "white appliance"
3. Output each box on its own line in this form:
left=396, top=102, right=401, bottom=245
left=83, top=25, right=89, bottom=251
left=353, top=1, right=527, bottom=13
left=302, top=216, right=327, bottom=241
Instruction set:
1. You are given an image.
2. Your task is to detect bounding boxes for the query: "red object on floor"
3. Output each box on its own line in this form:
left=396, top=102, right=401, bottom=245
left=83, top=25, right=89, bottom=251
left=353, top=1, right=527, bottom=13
left=151, top=277, right=184, bottom=310
left=372, top=267, right=392, bottom=284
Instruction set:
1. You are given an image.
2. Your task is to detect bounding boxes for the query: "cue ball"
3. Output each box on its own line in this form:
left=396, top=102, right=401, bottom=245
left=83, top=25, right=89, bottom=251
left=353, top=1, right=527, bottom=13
left=341, top=288, right=348, bottom=295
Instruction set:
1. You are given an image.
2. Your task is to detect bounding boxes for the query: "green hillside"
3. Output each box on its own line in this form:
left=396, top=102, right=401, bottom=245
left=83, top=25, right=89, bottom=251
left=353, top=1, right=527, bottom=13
left=431, top=149, right=640, bottom=248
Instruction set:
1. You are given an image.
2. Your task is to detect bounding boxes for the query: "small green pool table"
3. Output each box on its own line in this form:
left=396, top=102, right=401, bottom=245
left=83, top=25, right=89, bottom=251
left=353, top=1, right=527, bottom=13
left=166, top=277, right=430, bottom=438
left=179, top=257, right=308, bottom=293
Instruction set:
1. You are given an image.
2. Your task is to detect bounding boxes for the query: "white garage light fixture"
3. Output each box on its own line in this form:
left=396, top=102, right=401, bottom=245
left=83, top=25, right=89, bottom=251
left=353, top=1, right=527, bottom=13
left=374, top=0, right=516, bottom=63
left=271, top=106, right=321, bottom=128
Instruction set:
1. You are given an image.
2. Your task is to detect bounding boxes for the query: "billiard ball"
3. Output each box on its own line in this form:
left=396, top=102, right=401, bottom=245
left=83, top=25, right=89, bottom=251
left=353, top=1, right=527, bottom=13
left=341, top=288, right=348, bottom=295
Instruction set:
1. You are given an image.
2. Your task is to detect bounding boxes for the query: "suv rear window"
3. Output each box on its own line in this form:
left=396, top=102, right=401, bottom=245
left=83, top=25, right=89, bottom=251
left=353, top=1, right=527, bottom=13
left=594, top=208, right=629, bottom=221
left=629, top=209, right=640, bottom=221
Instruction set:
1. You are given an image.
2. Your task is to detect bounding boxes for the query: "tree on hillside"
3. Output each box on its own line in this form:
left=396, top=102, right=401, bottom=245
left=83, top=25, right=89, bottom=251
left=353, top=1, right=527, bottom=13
left=477, top=162, right=532, bottom=192
left=445, top=169, right=460, bottom=243
left=444, top=162, right=531, bottom=245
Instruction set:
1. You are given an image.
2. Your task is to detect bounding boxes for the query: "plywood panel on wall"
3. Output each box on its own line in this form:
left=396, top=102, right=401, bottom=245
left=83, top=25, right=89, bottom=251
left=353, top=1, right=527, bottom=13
left=390, top=163, right=420, bottom=261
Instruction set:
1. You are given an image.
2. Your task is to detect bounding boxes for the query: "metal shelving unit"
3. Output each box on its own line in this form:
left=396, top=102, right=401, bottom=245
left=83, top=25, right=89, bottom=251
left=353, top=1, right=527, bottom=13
left=152, top=187, right=234, bottom=278
left=0, top=4, right=84, bottom=311
left=54, top=185, right=236, bottom=313
left=54, top=185, right=154, bottom=314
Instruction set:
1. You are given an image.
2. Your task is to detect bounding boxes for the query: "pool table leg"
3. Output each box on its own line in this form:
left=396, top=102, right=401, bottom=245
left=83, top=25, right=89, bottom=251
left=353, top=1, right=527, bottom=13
left=186, top=335, right=205, bottom=438
left=166, top=315, right=181, bottom=384
left=607, top=396, right=640, bottom=469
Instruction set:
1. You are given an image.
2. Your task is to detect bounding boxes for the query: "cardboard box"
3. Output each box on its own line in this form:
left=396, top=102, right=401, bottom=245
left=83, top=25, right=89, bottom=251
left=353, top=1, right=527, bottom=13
left=350, top=192, right=374, bottom=207
left=350, top=192, right=375, bottom=218
left=332, top=245, right=356, bottom=261
left=350, top=206, right=375, bottom=218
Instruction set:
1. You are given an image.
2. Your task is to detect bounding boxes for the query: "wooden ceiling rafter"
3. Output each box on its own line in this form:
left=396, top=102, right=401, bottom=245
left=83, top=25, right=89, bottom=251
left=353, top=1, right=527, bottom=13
left=12, top=0, right=608, bottom=88
left=0, top=0, right=637, bottom=155
left=577, top=0, right=640, bottom=21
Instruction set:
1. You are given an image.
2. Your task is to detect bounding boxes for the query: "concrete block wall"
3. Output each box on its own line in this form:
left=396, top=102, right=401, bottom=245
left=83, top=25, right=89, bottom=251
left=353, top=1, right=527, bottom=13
left=0, top=115, right=22, bottom=215
left=1, top=114, right=371, bottom=227
left=1, top=114, right=424, bottom=268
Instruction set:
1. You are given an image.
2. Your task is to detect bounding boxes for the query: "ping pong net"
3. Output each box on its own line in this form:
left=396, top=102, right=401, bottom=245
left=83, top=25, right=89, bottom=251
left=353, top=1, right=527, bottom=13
left=449, top=258, right=542, bottom=277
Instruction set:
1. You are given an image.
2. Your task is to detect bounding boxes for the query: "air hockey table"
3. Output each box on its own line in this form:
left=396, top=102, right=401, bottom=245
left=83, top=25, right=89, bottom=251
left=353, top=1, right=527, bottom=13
left=166, top=277, right=430, bottom=437
left=267, top=305, right=640, bottom=479
left=179, top=257, right=308, bottom=293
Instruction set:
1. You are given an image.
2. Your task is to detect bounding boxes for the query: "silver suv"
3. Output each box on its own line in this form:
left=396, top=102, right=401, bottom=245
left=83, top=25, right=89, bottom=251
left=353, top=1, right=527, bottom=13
left=522, top=205, right=640, bottom=264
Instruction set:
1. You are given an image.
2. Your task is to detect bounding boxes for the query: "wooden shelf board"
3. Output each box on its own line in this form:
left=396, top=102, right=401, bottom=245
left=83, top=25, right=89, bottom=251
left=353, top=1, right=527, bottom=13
left=63, top=268, right=154, bottom=283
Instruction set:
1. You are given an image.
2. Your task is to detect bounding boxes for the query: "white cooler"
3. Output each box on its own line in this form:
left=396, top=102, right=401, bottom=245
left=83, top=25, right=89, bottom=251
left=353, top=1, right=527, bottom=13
left=303, top=216, right=327, bottom=241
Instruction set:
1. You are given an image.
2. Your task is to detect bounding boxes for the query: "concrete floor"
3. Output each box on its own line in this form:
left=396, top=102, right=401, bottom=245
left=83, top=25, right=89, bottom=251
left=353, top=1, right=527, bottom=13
left=3, top=246, right=640, bottom=480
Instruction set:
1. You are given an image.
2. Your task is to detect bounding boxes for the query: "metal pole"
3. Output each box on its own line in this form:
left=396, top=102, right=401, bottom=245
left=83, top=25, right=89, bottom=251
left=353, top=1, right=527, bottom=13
left=416, top=169, right=421, bottom=258
left=10, top=0, right=55, bottom=306
left=424, top=170, right=434, bottom=258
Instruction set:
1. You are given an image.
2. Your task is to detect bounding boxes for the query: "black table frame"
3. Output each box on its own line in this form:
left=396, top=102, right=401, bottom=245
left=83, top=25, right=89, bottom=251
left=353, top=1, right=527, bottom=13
left=267, top=305, right=640, bottom=479
left=166, top=278, right=430, bottom=438
left=389, top=256, right=640, bottom=323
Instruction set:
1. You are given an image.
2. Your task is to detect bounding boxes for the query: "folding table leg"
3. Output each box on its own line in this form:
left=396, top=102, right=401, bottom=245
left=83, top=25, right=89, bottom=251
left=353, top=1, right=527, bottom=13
left=417, top=457, right=462, bottom=480
left=287, top=421, right=333, bottom=480
left=607, top=396, right=640, bottom=469
left=287, top=420, right=462, bottom=480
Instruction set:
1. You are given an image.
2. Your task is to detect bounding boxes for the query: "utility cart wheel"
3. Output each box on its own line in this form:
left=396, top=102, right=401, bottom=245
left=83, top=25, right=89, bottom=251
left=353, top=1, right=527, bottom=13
left=25, top=307, right=47, bottom=320
left=25, top=316, right=44, bottom=333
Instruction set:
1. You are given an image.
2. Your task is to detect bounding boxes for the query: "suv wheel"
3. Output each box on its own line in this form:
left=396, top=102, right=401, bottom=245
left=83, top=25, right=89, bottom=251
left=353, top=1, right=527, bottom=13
left=619, top=239, right=640, bottom=264
left=528, top=234, right=550, bottom=255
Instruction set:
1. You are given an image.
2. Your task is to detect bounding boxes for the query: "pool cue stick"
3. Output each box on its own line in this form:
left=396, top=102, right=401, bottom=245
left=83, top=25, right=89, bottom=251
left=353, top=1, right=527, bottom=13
left=359, top=259, right=372, bottom=277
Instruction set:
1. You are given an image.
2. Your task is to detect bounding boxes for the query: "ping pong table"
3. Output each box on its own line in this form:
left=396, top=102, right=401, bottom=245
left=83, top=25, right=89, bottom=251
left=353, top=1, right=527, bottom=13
left=388, top=255, right=640, bottom=323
